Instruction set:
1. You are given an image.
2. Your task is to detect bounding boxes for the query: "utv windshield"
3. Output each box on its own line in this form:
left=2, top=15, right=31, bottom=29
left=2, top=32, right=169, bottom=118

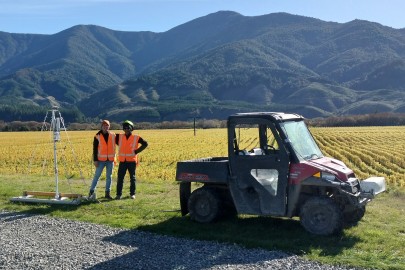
left=281, top=120, right=323, bottom=160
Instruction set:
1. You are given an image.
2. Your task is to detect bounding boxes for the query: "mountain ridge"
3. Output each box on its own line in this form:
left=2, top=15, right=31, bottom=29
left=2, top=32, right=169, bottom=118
left=0, top=11, right=404, bottom=122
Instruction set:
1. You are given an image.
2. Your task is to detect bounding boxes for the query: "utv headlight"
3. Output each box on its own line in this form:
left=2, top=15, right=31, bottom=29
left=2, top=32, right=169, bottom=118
left=321, top=172, right=337, bottom=182
left=313, top=171, right=337, bottom=182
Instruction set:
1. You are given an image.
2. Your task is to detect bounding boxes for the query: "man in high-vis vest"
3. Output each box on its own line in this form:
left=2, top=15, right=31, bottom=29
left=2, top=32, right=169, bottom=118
left=89, top=119, right=116, bottom=200
left=115, top=120, right=148, bottom=200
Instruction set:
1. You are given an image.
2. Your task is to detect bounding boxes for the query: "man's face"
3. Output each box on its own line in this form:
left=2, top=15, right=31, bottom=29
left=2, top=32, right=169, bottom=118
left=123, top=126, right=131, bottom=134
left=101, top=123, right=110, bottom=133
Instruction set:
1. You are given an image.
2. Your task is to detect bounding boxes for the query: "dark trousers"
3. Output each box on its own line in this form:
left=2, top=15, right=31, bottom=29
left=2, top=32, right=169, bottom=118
left=116, top=162, right=136, bottom=196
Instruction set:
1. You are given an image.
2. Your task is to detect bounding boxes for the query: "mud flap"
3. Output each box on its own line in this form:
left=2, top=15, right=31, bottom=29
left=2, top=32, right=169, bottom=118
left=179, top=182, right=191, bottom=216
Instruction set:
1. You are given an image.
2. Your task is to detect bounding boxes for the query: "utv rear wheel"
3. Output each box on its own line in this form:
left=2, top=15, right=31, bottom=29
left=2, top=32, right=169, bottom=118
left=300, top=197, right=343, bottom=235
left=188, top=187, right=221, bottom=223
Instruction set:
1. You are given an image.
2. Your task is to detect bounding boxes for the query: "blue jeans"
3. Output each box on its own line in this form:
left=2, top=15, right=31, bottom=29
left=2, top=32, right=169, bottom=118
left=90, top=161, right=114, bottom=192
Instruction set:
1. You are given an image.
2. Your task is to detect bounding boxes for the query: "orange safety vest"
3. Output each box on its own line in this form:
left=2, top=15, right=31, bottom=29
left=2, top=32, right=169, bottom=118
left=96, top=132, right=116, bottom=161
left=118, top=134, right=139, bottom=163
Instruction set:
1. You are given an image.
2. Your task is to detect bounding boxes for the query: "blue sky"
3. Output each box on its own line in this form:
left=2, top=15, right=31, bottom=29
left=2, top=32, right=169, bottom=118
left=1, top=0, right=404, bottom=34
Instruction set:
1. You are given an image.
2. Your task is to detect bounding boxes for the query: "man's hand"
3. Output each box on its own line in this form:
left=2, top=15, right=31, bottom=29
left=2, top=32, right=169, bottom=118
left=94, top=161, right=99, bottom=167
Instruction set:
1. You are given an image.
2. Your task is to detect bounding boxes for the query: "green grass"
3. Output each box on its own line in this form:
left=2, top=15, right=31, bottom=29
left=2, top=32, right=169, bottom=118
left=1, top=174, right=404, bottom=270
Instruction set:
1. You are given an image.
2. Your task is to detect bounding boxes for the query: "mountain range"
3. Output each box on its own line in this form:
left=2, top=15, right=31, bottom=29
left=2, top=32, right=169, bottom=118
left=1, top=11, right=404, bottom=122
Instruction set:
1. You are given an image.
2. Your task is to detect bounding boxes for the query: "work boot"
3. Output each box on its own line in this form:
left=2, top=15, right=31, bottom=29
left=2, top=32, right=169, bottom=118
left=88, top=190, right=96, bottom=200
left=115, top=195, right=121, bottom=200
left=105, top=191, right=113, bottom=200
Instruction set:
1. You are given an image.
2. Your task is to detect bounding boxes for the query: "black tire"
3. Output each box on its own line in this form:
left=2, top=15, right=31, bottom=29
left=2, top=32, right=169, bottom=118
left=188, top=187, right=221, bottom=223
left=300, top=197, right=343, bottom=236
left=344, top=206, right=366, bottom=226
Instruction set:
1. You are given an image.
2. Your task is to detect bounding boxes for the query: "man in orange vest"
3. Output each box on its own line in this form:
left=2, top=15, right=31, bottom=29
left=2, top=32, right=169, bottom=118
left=115, top=120, right=148, bottom=200
left=89, top=119, right=116, bottom=200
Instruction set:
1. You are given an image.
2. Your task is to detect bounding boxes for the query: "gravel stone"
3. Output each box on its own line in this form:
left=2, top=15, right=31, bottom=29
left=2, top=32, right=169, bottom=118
left=0, top=211, right=368, bottom=269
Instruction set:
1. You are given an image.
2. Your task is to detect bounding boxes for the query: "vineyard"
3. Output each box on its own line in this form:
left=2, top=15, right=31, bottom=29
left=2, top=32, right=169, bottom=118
left=311, top=126, right=405, bottom=187
left=0, top=126, right=404, bottom=193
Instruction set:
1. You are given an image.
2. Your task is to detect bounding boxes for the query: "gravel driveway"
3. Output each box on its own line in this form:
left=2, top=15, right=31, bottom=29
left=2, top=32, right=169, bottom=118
left=0, top=211, right=367, bottom=269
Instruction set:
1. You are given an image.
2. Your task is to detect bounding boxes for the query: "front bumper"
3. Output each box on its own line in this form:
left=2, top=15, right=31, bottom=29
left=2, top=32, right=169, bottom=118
left=358, top=176, right=386, bottom=203
left=340, top=176, right=386, bottom=207
left=360, top=176, right=386, bottom=196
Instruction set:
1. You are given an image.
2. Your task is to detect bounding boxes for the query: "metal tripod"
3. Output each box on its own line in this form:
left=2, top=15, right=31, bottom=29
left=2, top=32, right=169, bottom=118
left=10, top=107, right=83, bottom=205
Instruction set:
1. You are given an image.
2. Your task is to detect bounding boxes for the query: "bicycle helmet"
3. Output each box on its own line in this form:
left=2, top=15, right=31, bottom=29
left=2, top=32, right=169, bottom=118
left=122, top=120, right=134, bottom=131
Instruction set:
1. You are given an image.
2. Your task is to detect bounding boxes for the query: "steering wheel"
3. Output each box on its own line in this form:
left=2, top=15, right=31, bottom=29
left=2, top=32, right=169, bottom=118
left=237, top=150, right=249, bottom=155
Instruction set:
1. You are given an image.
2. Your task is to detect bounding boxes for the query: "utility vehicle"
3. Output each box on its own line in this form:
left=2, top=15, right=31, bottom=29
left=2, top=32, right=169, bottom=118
left=176, top=112, right=385, bottom=235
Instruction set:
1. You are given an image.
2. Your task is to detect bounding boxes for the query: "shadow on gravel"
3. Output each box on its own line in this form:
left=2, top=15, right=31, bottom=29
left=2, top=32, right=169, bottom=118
left=0, top=211, right=42, bottom=222
left=3, top=201, right=85, bottom=218
left=89, top=216, right=361, bottom=269
left=89, top=225, right=294, bottom=269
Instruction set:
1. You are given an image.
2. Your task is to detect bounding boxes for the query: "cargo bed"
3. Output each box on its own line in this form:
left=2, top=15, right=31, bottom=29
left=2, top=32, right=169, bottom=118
left=176, top=157, right=229, bottom=183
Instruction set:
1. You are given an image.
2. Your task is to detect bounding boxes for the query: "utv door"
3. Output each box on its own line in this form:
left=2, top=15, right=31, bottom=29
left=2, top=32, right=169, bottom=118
left=227, top=118, right=289, bottom=216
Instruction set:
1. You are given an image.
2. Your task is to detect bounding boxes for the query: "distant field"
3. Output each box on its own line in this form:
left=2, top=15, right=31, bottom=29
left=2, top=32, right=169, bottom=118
left=0, top=126, right=403, bottom=188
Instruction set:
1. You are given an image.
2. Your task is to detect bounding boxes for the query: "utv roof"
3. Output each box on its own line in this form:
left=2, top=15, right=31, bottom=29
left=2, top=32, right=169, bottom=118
left=228, top=112, right=304, bottom=122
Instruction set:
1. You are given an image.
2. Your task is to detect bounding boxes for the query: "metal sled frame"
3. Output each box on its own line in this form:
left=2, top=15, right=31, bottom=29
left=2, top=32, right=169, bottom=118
left=11, top=191, right=83, bottom=205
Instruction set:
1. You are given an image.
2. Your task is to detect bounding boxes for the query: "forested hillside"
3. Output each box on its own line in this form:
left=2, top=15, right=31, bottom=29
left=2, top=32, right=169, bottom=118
left=1, top=11, right=404, bottom=122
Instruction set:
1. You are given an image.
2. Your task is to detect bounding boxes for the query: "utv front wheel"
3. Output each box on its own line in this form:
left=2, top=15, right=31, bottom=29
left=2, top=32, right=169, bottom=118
left=300, top=197, right=343, bottom=235
left=188, top=187, right=221, bottom=223
left=344, top=206, right=366, bottom=225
